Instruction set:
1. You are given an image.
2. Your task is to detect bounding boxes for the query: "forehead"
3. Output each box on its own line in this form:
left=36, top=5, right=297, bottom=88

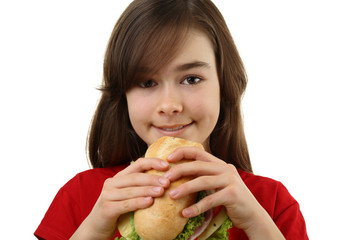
left=132, top=28, right=216, bottom=80
left=155, top=29, right=216, bottom=74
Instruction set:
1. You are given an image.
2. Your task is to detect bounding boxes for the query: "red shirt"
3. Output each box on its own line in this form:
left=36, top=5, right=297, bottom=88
left=34, top=165, right=308, bottom=240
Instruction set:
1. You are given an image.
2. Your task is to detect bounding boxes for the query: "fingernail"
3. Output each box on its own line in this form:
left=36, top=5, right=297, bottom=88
left=169, top=189, right=179, bottom=198
left=163, top=171, right=171, bottom=179
left=152, top=187, right=161, bottom=193
left=159, top=177, right=168, bottom=186
left=183, top=208, right=192, bottom=217
left=160, top=160, right=169, bottom=167
left=167, top=153, right=174, bottom=160
left=144, top=197, right=152, bottom=202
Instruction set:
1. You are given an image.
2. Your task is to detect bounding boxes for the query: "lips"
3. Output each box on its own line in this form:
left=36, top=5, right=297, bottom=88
left=154, top=122, right=193, bottom=133
left=160, top=125, right=187, bottom=131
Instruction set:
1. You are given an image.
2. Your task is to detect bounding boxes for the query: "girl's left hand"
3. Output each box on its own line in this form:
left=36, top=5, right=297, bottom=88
left=163, top=147, right=275, bottom=234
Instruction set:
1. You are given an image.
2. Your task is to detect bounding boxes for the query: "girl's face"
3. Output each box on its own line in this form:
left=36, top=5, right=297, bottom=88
left=126, top=29, right=220, bottom=151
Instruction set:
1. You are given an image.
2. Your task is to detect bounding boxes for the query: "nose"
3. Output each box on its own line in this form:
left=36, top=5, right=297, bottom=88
left=156, top=86, right=183, bottom=115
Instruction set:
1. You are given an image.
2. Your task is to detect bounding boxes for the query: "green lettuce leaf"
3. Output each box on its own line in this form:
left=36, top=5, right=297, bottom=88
left=206, top=216, right=233, bottom=240
left=173, top=191, right=207, bottom=240
left=117, top=212, right=142, bottom=240
left=174, top=212, right=205, bottom=240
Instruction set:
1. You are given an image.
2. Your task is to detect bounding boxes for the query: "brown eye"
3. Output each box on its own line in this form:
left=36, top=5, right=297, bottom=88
left=139, top=80, right=157, bottom=88
left=182, top=76, right=202, bottom=85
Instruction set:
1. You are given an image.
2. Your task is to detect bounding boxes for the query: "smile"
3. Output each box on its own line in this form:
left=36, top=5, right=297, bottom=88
left=155, top=122, right=193, bottom=132
left=160, top=125, right=186, bottom=131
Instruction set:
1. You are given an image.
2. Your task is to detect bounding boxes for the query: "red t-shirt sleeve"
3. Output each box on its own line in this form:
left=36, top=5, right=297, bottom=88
left=273, top=182, right=308, bottom=239
left=231, top=171, right=308, bottom=240
left=35, top=167, right=124, bottom=240
left=35, top=186, right=81, bottom=240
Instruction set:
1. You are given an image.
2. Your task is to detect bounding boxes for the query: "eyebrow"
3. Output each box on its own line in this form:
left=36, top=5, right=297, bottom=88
left=175, top=61, right=211, bottom=72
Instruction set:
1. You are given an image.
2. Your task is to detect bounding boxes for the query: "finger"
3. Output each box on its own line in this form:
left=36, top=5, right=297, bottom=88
left=106, top=172, right=170, bottom=189
left=168, top=175, right=227, bottom=199
left=104, top=185, right=166, bottom=201
left=102, top=196, right=154, bottom=218
left=118, top=157, right=169, bottom=176
left=164, top=161, right=228, bottom=182
left=118, top=196, right=155, bottom=213
left=181, top=190, right=224, bottom=218
left=167, top=147, right=212, bottom=163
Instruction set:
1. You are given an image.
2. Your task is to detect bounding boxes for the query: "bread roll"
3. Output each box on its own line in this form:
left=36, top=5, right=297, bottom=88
left=134, top=136, right=204, bottom=240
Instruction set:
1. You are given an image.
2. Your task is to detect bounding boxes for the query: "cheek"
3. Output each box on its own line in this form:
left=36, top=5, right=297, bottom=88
left=126, top=92, right=151, bottom=126
left=190, top=90, right=220, bottom=121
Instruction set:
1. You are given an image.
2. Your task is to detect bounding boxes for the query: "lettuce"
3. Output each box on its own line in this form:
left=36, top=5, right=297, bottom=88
left=174, top=191, right=207, bottom=240
left=206, top=216, right=233, bottom=240
left=117, top=212, right=142, bottom=240
left=174, top=212, right=205, bottom=240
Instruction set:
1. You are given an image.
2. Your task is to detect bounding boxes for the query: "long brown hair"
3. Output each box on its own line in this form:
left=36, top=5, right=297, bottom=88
left=87, top=0, right=252, bottom=172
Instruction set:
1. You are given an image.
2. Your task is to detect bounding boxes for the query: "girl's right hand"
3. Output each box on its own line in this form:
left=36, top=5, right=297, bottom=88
left=70, top=158, right=170, bottom=240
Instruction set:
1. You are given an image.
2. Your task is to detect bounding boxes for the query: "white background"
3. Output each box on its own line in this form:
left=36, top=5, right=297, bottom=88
left=1, top=0, right=359, bottom=239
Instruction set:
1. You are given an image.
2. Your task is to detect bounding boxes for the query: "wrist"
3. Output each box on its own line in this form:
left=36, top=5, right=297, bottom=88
left=243, top=208, right=285, bottom=240
left=70, top=214, right=116, bottom=240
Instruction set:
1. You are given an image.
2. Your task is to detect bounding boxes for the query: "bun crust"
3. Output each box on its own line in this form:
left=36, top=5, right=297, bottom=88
left=134, top=136, right=204, bottom=240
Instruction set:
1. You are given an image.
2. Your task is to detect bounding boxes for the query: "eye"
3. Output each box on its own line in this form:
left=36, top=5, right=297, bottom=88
left=182, top=76, right=202, bottom=85
left=139, top=79, right=157, bottom=88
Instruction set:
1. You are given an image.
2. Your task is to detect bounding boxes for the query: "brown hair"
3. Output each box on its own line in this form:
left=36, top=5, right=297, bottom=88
left=87, top=0, right=252, bottom=172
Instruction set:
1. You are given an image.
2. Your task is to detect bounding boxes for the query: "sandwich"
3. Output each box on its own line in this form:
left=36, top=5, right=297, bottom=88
left=117, top=136, right=232, bottom=240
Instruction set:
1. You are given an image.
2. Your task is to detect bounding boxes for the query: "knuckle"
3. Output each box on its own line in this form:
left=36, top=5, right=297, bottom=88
left=201, top=176, right=213, bottom=186
left=121, top=187, right=133, bottom=197
left=226, top=163, right=237, bottom=172
left=103, top=177, right=113, bottom=187
left=194, top=195, right=215, bottom=216
left=203, top=194, right=216, bottom=207
left=134, top=157, right=147, bottom=166
left=121, top=198, right=149, bottom=213
left=121, top=199, right=131, bottom=211
left=225, top=185, right=240, bottom=200
left=134, top=158, right=146, bottom=167
left=224, top=164, right=240, bottom=181
left=192, top=203, right=202, bottom=215
left=101, top=180, right=114, bottom=197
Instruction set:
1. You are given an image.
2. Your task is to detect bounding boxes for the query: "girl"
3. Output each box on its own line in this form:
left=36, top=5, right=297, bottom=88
left=35, top=0, right=308, bottom=239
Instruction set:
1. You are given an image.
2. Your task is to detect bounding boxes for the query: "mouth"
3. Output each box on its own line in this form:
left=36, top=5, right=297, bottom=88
left=154, top=122, right=193, bottom=133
